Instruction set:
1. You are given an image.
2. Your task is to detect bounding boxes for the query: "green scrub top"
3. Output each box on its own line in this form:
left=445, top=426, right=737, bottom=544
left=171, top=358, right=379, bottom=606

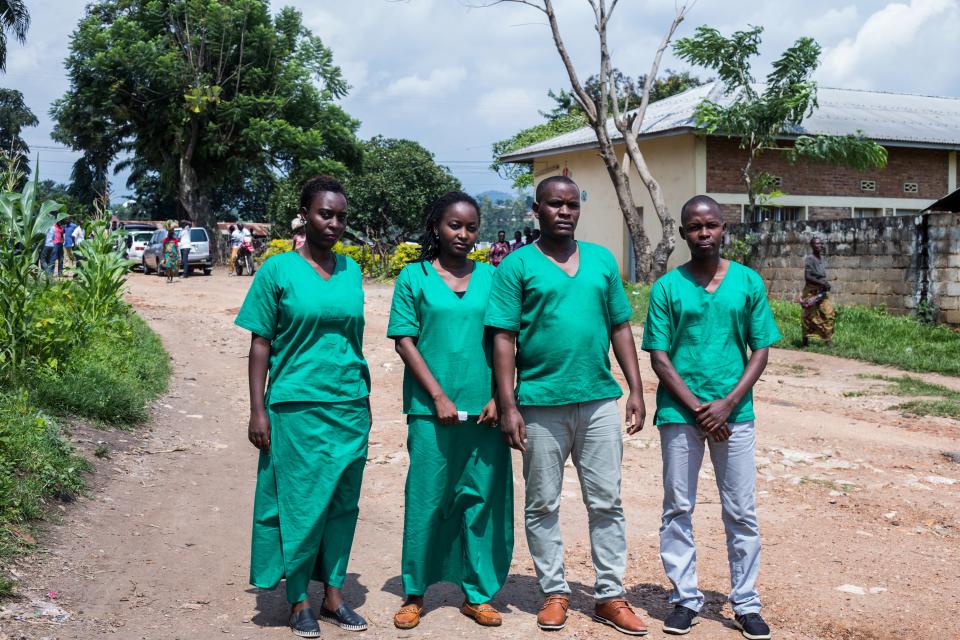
left=641, top=260, right=781, bottom=425
left=387, top=260, right=495, bottom=416
left=484, top=241, right=632, bottom=407
left=234, top=251, right=371, bottom=406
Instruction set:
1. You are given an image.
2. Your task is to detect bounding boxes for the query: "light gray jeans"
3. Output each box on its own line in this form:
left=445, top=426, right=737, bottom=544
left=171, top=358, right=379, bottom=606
left=659, top=421, right=762, bottom=615
left=520, top=398, right=627, bottom=601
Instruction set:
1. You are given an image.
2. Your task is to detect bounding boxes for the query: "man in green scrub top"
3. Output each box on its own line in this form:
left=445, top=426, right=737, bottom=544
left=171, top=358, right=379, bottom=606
left=642, top=196, right=779, bottom=640
left=485, top=176, right=649, bottom=636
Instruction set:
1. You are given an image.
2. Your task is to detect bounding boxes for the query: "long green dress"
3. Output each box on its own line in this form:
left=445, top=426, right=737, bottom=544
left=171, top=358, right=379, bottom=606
left=235, top=251, right=372, bottom=605
left=388, top=260, right=514, bottom=604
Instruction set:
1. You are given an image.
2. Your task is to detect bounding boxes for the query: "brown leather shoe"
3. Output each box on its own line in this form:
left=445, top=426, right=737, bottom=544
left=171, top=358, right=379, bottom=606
left=460, top=601, right=502, bottom=627
left=537, top=594, right=570, bottom=631
left=594, top=599, right=648, bottom=636
left=393, top=604, right=424, bottom=629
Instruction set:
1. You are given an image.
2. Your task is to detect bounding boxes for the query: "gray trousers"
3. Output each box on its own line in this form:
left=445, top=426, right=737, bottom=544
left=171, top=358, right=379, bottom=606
left=520, top=398, right=626, bottom=601
left=659, top=421, right=762, bottom=615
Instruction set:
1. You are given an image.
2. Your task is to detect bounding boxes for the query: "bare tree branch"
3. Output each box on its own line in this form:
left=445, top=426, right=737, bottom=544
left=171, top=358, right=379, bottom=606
left=628, top=3, right=690, bottom=136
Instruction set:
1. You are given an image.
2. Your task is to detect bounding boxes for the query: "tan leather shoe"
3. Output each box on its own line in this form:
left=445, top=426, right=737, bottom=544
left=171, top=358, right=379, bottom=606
left=594, top=599, right=648, bottom=636
left=460, top=601, right=502, bottom=627
left=537, top=594, right=570, bottom=631
left=393, top=604, right=424, bottom=629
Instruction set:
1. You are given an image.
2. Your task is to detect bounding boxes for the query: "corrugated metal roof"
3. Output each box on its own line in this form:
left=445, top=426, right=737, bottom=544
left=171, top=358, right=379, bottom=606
left=501, top=82, right=960, bottom=161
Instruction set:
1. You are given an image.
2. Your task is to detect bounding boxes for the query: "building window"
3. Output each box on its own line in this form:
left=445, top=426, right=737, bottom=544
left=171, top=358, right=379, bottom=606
left=854, top=207, right=883, bottom=218
left=903, top=182, right=919, bottom=193
left=860, top=180, right=877, bottom=192
left=750, top=206, right=803, bottom=223
left=769, top=175, right=783, bottom=188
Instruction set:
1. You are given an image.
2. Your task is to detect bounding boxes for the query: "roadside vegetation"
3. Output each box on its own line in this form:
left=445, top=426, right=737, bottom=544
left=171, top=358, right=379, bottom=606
left=626, top=283, right=960, bottom=377
left=0, top=162, right=170, bottom=588
left=858, top=375, right=960, bottom=419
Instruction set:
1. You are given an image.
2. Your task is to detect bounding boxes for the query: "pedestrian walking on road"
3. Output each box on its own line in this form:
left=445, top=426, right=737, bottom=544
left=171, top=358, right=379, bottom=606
left=161, top=229, right=180, bottom=283
left=488, top=229, right=511, bottom=267
left=235, top=175, right=371, bottom=638
left=388, top=192, right=513, bottom=630
left=484, top=176, right=649, bottom=636
left=801, top=236, right=835, bottom=347
left=179, top=220, right=192, bottom=278
left=642, top=195, right=779, bottom=640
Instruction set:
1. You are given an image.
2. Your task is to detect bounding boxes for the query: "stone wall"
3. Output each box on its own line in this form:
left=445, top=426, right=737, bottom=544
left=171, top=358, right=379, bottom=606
left=725, top=212, right=960, bottom=324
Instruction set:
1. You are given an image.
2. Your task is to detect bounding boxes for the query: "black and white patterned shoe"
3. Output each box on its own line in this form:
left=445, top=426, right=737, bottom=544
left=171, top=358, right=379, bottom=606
left=289, top=607, right=322, bottom=638
left=319, top=602, right=368, bottom=632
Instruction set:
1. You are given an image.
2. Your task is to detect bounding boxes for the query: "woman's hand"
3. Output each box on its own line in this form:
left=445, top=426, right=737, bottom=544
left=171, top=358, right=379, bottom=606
left=479, top=398, right=499, bottom=426
left=434, top=393, right=459, bottom=425
left=248, top=409, right=271, bottom=451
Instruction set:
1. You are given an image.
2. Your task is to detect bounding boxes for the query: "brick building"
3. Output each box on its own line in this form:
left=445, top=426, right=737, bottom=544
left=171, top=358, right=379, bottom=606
left=500, top=82, right=960, bottom=276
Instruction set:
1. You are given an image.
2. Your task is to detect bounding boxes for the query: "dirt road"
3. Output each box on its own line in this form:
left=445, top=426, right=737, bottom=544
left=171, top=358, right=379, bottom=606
left=2, top=270, right=958, bottom=639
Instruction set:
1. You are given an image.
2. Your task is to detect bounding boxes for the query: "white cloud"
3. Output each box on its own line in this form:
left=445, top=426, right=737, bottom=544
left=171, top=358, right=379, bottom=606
left=820, top=0, right=956, bottom=87
left=382, top=67, right=468, bottom=100
left=801, top=5, right=859, bottom=42
left=475, top=88, right=545, bottom=129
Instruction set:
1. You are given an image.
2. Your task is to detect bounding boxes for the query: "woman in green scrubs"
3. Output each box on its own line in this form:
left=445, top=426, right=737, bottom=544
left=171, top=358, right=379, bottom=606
left=236, top=176, right=371, bottom=638
left=388, top=192, right=514, bottom=629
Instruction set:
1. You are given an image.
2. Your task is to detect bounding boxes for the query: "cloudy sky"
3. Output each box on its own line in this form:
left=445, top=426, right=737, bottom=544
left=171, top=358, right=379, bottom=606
left=5, top=0, right=960, bottom=199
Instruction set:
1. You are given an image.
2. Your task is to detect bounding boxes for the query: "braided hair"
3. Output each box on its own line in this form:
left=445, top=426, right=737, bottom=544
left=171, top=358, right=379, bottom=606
left=417, top=191, right=481, bottom=262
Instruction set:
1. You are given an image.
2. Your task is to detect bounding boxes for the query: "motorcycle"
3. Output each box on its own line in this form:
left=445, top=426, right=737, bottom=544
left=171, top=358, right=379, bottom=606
left=235, top=241, right=256, bottom=276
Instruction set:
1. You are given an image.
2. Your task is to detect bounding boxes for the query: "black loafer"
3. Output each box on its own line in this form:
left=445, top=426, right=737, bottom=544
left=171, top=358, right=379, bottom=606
left=289, top=607, right=321, bottom=638
left=319, top=602, right=368, bottom=631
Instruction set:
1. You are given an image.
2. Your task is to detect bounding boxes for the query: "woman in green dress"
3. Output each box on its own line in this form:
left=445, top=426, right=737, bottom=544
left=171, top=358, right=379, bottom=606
left=388, top=192, right=514, bottom=629
left=235, top=176, right=372, bottom=638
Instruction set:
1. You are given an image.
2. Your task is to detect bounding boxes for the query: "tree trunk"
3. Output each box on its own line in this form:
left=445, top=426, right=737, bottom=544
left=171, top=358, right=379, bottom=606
left=179, top=156, right=218, bottom=262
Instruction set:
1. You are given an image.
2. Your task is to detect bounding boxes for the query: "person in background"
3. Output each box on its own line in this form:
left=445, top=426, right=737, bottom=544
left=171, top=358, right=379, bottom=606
left=71, top=222, right=85, bottom=264
left=801, top=237, right=834, bottom=348
left=64, top=218, right=78, bottom=267
left=228, top=224, right=243, bottom=276
left=489, top=229, right=511, bottom=267
left=523, top=226, right=534, bottom=245
left=52, top=219, right=65, bottom=276
left=41, top=223, right=56, bottom=274
left=292, top=216, right=307, bottom=251
left=179, top=220, right=193, bottom=278
left=642, top=195, right=778, bottom=640
left=162, top=228, right=180, bottom=283
left=510, top=230, right=524, bottom=251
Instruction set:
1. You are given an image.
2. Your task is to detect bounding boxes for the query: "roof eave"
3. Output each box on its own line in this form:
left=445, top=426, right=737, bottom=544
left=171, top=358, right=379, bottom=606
left=499, top=126, right=698, bottom=163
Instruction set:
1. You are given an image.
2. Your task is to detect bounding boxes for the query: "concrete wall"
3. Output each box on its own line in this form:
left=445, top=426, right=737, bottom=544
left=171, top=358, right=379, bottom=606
left=531, top=134, right=696, bottom=278
left=725, top=212, right=960, bottom=324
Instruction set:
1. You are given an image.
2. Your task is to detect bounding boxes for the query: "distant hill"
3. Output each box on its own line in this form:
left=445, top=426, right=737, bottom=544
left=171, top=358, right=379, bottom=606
left=475, top=190, right=516, bottom=203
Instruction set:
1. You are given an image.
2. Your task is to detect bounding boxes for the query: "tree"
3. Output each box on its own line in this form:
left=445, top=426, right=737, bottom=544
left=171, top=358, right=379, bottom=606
left=477, top=190, right=532, bottom=241
left=0, top=0, right=29, bottom=72
left=493, top=68, right=704, bottom=190
left=674, top=26, right=888, bottom=213
left=346, top=136, right=461, bottom=264
left=479, top=0, right=692, bottom=281
left=52, top=2, right=362, bottom=256
left=0, top=88, right=36, bottom=174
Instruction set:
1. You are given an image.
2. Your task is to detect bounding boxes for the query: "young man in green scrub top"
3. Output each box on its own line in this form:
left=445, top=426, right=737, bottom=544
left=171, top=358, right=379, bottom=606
left=388, top=192, right=513, bottom=630
left=642, top=196, right=779, bottom=640
left=237, top=176, right=372, bottom=638
left=485, top=176, right=649, bottom=636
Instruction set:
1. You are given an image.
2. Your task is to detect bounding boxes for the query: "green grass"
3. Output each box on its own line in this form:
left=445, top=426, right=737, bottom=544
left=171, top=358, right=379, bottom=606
left=859, top=374, right=960, bottom=418
left=30, top=312, right=170, bottom=426
left=626, top=284, right=960, bottom=377
left=895, top=399, right=960, bottom=419
left=0, top=393, right=89, bottom=563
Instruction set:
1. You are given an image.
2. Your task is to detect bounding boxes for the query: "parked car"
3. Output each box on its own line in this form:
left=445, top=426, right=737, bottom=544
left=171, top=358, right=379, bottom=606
left=141, top=227, right=214, bottom=276
left=125, top=230, right=156, bottom=267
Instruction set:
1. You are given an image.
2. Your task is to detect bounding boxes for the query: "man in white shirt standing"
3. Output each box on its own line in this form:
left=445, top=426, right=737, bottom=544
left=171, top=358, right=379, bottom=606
left=179, top=220, right=193, bottom=278
left=228, top=224, right=244, bottom=275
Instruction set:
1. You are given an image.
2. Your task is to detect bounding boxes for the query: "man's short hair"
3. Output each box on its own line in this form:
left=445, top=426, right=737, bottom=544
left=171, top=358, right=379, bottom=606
left=535, top=175, right=579, bottom=203
left=679, top=195, right=722, bottom=224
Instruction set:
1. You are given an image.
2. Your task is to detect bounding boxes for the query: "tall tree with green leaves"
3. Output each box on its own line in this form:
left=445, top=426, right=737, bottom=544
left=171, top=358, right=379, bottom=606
left=345, top=136, right=461, bottom=264
left=0, top=0, right=29, bottom=72
left=0, top=88, right=36, bottom=173
left=674, top=26, right=888, bottom=213
left=52, top=1, right=361, bottom=252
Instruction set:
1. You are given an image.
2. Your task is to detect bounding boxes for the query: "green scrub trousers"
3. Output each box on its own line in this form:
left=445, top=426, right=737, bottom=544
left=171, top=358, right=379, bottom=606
left=250, top=398, right=370, bottom=604
left=401, top=415, right=514, bottom=603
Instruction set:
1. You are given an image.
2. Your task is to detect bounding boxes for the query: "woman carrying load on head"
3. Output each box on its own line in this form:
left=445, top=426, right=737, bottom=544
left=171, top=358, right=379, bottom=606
left=235, top=175, right=372, bottom=638
left=388, top=192, right=514, bottom=630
